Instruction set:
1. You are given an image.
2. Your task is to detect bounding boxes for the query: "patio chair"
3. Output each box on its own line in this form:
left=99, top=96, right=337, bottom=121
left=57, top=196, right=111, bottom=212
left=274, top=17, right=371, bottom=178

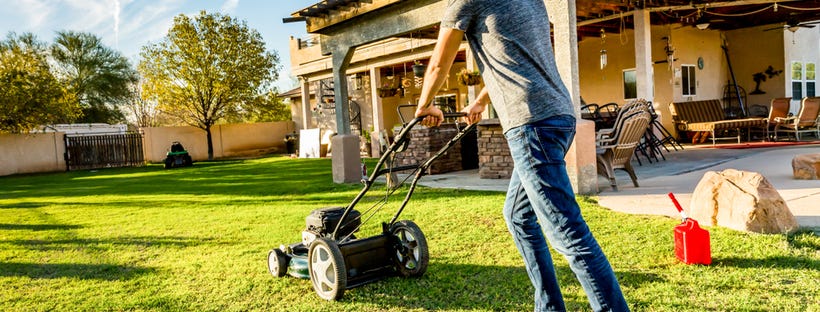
left=773, top=97, right=820, bottom=141
left=596, top=109, right=652, bottom=191
left=750, top=97, right=790, bottom=141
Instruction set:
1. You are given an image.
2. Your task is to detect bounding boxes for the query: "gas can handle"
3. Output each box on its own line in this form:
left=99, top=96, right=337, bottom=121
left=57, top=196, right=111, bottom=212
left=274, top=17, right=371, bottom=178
left=667, top=192, right=689, bottom=222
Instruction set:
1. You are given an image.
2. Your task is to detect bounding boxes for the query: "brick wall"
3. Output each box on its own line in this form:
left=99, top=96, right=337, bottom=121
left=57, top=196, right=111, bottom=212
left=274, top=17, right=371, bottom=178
left=393, top=124, right=463, bottom=174
left=477, top=119, right=513, bottom=179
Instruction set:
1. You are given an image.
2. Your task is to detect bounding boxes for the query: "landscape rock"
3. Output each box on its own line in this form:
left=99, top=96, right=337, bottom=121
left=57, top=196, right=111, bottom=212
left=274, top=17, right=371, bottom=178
left=689, top=169, right=798, bottom=234
left=792, top=153, right=820, bottom=180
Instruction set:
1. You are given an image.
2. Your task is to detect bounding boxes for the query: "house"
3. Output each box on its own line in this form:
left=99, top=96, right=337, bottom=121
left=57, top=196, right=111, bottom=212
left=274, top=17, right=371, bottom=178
left=283, top=0, right=820, bottom=190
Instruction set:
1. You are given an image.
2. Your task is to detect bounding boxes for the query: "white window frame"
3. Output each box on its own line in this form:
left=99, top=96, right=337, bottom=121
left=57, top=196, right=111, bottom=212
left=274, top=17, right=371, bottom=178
left=681, top=64, right=697, bottom=96
left=792, top=61, right=804, bottom=99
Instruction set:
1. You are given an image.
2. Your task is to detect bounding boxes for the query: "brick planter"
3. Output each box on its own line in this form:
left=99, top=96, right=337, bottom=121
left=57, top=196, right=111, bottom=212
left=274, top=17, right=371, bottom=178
left=477, top=119, right=513, bottom=179
left=393, top=124, right=463, bottom=174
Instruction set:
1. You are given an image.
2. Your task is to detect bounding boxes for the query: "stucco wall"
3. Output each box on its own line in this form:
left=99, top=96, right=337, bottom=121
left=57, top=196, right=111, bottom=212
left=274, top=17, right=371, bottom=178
left=0, top=133, right=66, bottom=176
left=726, top=25, right=787, bottom=111
left=784, top=26, right=820, bottom=115
left=577, top=25, right=797, bottom=136
left=140, top=121, right=295, bottom=163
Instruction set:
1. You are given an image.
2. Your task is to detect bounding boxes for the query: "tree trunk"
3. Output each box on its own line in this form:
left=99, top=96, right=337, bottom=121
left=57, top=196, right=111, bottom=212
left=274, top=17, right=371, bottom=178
left=205, top=125, right=214, bottom=161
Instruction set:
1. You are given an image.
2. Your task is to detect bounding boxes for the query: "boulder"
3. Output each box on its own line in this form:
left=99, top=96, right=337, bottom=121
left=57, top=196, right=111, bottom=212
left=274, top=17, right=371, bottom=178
left=689, top=169, right=798, bottom=234
left=792, top=153, right=820, bottom=180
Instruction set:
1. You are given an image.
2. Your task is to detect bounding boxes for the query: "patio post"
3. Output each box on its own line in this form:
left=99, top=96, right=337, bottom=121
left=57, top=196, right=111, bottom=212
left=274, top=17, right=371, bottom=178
left=299, top=77, right=311, bottom=130
left=634, top=9, right=656, bottom=103
left=545, top=0, right=598, bottom=195
left=369, top=66, right=385, bottom=158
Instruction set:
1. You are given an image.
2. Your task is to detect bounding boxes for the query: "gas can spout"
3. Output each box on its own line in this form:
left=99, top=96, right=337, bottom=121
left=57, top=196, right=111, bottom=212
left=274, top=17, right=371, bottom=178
left=667, top=192, right=688, bottom=223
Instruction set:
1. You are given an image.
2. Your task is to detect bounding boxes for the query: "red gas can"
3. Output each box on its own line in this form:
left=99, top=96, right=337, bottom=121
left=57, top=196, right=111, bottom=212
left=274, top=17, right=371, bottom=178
left=668, top=193, right=712, bottom=265
left=674, top=219, right=712, bottom=265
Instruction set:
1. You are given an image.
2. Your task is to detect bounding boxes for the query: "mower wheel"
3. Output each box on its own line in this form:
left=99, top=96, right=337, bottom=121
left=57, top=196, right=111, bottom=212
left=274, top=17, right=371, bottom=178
left=308, top=238, right=347, bottom=300
left=267, top=249, right=289, bottom=277
left=164, top=157, right=173, bottom=169
left=389, top=220, right=429, bottom=277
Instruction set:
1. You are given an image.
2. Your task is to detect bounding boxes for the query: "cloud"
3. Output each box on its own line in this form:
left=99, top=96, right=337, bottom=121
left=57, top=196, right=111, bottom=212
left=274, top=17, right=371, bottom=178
left=114, top=0, right=121, bottom=49
left=10, top=0, right=54, bottom=30
left=221, top=0, right=239, bottom=14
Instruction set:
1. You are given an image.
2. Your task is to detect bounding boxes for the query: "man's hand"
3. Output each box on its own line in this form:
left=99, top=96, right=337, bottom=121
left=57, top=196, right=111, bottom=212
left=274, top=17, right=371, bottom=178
left=462, top=100, right=486, bottom=125
left=415, top=105, right=444, bottom=127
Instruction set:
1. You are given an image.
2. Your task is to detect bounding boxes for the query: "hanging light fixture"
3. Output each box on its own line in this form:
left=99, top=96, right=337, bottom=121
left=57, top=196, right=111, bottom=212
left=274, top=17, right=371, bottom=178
left=663, top=36, right=675, bottom=70
left=599, top=29, right=607, bottom=70
left=695, top=9, right=710, bottom=30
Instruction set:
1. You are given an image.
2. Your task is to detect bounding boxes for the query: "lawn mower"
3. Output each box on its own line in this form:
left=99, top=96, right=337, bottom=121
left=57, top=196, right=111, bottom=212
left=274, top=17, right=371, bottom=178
left=266, top=112, right=476, bottom=301
left=163, top=141, right=193, bottom=169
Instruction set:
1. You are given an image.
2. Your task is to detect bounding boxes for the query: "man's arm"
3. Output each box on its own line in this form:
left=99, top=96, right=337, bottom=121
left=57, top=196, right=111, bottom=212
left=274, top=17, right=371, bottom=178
left=414, top=27, right=465, bottom=127
left=463, top=86, right=489, bottom=124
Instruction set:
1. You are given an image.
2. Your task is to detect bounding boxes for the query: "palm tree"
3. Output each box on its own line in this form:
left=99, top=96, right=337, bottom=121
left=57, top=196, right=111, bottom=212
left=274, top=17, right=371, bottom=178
left=51, top=31, right=138, bottom=124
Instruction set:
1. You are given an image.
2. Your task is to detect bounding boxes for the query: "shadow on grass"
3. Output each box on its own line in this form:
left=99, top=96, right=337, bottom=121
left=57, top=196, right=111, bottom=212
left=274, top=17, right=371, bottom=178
left=3, top=235, right=221, bottom=249
left=0, top=262, right=155, bottom=280
left=342, top=263, right=662, bottom=311
left=0, top=202, right=50, bottom=209
left=715, top=255, right=819, bottom=271
left=0, top=223, right=83, bottom=231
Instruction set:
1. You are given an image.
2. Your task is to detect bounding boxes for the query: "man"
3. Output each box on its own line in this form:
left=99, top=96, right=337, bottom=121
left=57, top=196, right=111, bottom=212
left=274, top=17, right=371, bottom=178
left=414, top=1, right=629, bottom=311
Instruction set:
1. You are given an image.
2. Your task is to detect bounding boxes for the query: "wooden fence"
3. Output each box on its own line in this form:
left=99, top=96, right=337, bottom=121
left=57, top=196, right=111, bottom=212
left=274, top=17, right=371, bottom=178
left=64, top=133, right=144, bottom=171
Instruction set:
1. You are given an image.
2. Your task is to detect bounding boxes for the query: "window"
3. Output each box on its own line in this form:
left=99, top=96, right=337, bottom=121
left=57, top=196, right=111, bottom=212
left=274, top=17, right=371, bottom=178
left=623, top=69, right=637, bottom=99
left=681, top=65, right=697, bottom=96
left=792, top=61, right=804, bottom=99
left=807, top=63, right=816, bottom=97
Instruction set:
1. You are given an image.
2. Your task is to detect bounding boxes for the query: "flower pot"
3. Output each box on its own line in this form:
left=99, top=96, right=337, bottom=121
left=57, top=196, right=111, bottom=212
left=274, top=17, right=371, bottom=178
left=412, top=64, right=426, bottom=77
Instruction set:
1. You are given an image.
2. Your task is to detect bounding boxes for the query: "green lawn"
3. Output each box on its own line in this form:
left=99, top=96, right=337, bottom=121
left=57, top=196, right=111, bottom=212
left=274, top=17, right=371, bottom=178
left=0, top=156, right=817, bottom=311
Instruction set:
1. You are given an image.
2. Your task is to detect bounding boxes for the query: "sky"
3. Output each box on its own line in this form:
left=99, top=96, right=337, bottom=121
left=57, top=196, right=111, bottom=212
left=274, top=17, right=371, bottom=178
left=0, top=0, right=319, bottom=91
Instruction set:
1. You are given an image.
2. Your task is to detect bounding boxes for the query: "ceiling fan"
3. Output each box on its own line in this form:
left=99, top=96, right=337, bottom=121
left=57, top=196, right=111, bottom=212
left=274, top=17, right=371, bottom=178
left=764, top=17, right=820, bottom=32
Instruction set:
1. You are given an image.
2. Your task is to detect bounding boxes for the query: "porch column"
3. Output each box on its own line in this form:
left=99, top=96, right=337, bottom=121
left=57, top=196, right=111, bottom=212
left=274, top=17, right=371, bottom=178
left=299, top=78, right=311, bottom=130
left=330, top=47, right=362, bottom=183
left=465, top=48, right=479, bottom=110
left=370, top=67, right=385, bottom=158
left=634, top=9, right=655, bottom=103
left=545, top=0, right=597, bottom=195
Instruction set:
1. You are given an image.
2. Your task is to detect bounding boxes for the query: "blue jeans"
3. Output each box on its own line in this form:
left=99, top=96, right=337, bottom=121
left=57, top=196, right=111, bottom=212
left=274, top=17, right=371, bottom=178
left=503, top=115, right=629, bottom=312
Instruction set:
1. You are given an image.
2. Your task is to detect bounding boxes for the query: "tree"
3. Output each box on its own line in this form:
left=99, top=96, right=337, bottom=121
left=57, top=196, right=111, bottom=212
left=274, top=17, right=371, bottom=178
left=122, top=81, right=165, bottom=128
left=0, top=33, right=79, bottom=133
left=243, top=91, right=292, bottom=123
left=51, top=31, right=138, bottom=124
left=139, top=11, right=279, bottom=160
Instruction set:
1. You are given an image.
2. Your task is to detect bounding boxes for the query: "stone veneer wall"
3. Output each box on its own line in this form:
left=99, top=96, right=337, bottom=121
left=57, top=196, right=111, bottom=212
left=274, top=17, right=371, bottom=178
left=477, top=119, right=513, bottom=179
left=393, top=124, right=463, bottom=174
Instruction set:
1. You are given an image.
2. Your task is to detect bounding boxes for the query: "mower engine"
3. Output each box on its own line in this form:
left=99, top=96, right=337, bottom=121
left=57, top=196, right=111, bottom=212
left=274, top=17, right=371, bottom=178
left=301, top=207, right=361, bottom=246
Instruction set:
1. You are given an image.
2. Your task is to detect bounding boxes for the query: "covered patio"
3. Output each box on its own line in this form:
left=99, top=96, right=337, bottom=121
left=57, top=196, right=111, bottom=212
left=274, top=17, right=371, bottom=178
left=284, top=0, right=820, bottom=194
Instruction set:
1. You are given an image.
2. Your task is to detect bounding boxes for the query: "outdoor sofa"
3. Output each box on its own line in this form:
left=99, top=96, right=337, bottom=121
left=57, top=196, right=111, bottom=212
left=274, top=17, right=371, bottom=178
left=670, top=99, right=766, bottom=145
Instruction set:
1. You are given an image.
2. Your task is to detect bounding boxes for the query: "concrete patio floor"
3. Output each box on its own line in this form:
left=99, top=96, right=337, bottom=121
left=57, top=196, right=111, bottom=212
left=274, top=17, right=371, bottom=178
left=415, top=143, right=820, bottom=231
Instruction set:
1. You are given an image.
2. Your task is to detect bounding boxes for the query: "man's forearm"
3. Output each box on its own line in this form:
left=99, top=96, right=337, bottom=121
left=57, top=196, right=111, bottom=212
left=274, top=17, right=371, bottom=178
left=416, top=27, right=464, bottom=110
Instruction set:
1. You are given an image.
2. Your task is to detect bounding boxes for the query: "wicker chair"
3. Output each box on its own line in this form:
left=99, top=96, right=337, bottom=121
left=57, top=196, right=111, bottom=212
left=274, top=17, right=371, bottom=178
left=750, top=97, right=790, bottom=140
left=774, top=97, right=820, bottom=141
left=596, top=109, right=651, bottom=191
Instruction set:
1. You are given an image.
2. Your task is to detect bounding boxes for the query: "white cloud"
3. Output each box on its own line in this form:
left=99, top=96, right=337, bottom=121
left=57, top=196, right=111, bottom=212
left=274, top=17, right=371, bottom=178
left=11, top=0, right=54, bottom=30
left=221, top=0, right=239, bottom=14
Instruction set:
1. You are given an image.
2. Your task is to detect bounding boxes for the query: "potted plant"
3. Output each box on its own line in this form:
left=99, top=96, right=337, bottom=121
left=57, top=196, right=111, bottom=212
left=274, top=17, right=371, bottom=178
left=284, top=132, right=298, bottom=154
left=458, top=68, right=482, bottom=86
left=377, top=83, right=397, bottom=98
left=412, top=60, right=426, bottom=77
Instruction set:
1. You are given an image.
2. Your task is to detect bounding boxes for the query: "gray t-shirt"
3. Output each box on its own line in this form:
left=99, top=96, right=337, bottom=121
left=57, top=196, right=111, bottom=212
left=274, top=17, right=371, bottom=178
left=441, top=0, right=573, bottom=132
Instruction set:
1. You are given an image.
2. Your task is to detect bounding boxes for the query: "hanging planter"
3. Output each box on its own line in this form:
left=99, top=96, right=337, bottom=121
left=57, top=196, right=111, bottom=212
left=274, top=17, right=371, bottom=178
left=412, top=61, right=426, bottom=77
left=457, top=68, right=482, bottom=86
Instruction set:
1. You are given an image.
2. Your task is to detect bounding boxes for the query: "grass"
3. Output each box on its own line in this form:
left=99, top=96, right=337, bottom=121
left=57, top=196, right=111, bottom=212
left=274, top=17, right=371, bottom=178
left=0, top=155, right=818, bottom=311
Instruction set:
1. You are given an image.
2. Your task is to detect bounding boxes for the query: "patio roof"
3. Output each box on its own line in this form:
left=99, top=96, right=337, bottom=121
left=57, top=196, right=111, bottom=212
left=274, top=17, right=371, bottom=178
left=289, top=0, right=820, bottom=38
